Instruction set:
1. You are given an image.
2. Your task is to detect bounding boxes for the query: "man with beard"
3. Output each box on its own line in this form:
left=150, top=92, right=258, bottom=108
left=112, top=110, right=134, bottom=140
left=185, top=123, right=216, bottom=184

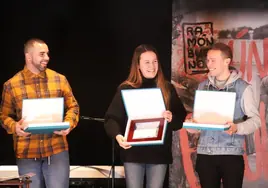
left=0, top=38, right=79, bottom=188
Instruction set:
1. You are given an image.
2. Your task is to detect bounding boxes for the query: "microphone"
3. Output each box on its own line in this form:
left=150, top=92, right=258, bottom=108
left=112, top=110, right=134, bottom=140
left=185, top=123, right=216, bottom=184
left=80, top=116, right=105, bottom=122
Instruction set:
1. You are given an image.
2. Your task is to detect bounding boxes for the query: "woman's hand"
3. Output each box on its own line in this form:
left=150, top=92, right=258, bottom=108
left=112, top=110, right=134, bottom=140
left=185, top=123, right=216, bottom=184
left=116, top=134, right=132, bottom=149
left=163, top=110, right=172, bottom=122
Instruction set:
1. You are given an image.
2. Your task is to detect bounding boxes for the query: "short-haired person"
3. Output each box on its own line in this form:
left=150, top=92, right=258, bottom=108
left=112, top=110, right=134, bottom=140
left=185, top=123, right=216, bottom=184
left=187, top=42, right=260, bottom=188
left=0, top=38, right=80, bottom=188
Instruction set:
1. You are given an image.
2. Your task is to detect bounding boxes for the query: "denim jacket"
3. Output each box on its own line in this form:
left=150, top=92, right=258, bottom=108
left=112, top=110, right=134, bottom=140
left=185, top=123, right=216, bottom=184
left=197, top=72, right=249, bottom=155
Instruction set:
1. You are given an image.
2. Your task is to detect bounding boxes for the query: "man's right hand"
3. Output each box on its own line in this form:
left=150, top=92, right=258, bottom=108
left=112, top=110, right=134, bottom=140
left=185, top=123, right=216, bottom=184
left=15, top=119, right=31, bottom=137
left=116, top=134, right=132, bottom=149
left=185, top=118, right=201, bottom=134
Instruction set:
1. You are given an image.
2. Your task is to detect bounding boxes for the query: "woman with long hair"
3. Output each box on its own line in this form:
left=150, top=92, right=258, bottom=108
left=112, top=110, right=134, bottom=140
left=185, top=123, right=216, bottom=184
left=104, top=44, right=186, bottom=188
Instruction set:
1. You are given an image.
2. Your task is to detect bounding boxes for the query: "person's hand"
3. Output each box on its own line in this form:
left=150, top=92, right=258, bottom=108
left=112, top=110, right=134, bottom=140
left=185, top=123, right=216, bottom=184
left=184, top=118, right=200, bottom=134
left=116, top=134, right=132, bottom=149
left=54, top=128, right=70, bottom=136
left=225, top=122, right=237, bottom=135
left=163, top=110, right=172, bottom=122
left=15, top=119, right=31, bottom=137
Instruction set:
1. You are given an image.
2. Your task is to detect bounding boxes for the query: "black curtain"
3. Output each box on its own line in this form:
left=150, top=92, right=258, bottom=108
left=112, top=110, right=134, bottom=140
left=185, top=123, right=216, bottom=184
left=1, top=0, right=172, bottom=166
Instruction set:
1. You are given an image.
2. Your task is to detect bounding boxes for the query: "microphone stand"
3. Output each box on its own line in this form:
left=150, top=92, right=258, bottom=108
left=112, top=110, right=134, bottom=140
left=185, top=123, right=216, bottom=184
left=111, top=138, right=115, bottom=188
left=80, top=116, right=116, bottom=188
left=80, top=116, right=105, bottom=122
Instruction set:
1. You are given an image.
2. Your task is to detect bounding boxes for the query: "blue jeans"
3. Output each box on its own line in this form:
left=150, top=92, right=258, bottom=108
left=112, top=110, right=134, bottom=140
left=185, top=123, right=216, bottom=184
left=16, top=151, right=70, bottom=188
left=124, top=162, right=167, bottom=188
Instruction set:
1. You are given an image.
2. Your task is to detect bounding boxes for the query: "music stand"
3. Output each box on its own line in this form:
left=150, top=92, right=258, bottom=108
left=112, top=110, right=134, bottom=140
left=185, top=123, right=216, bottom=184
left=80, top=116, right=116, bottom=188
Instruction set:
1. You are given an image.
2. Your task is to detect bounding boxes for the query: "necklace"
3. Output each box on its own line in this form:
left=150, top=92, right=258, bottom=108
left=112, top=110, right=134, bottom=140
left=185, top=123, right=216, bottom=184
left=215, top=73, right=231, bottom=89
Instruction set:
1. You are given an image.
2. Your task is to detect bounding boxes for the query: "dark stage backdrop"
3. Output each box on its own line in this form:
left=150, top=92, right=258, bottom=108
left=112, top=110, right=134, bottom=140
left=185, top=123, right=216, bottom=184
left=1, top=0, right=172, bottom=166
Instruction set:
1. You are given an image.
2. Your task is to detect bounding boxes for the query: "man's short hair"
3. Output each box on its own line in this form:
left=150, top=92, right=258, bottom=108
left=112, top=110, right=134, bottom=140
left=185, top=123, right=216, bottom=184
left=210, top=42, right=233, bottom=61
left=24, top=38, right=46, bottom=53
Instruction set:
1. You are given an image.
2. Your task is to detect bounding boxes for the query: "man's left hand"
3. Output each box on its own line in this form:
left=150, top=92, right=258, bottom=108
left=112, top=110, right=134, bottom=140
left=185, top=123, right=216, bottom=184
left=225, top=122, right=237, bottom=135
left=54, top=128, right=70, bottom=136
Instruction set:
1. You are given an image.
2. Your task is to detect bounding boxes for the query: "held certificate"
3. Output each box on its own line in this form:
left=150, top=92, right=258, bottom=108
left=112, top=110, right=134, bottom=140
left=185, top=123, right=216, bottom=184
left=133, top=121, right=160, bottom=139
left=183, top=90, right=236, bottom=130
left=121, top=88, right=167, bottom=146
left=22, top=97, right=70, bottom=134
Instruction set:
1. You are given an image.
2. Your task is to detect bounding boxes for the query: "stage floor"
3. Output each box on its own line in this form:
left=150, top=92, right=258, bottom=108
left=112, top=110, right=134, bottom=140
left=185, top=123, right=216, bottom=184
left=0, top=165, right=125, bottom=180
